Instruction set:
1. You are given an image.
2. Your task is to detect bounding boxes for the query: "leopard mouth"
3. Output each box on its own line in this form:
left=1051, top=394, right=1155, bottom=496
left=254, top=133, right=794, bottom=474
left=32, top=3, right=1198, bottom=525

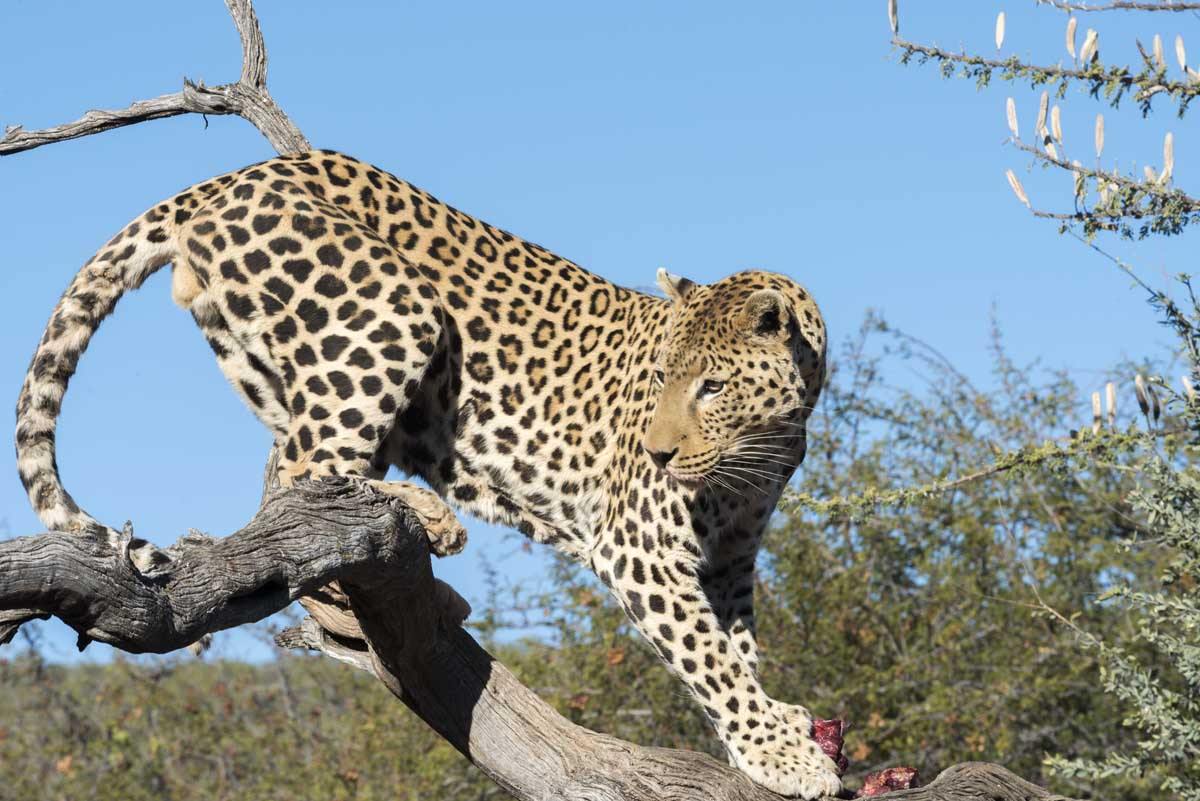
left=661, top=447, right=724, bottom=486
left=668, top=471, right=706, bottom=487
left=664, top=465, right=713, bottom=488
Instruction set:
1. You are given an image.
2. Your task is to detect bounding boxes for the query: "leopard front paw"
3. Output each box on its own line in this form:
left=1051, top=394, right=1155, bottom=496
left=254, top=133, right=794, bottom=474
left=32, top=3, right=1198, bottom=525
left=726, top=701, right=843, bottom=798
left=417, top=499, right=468, bottom=557
left=730, top=741, right=842, bottom=799
left=365, top=480, right=467, bottom=556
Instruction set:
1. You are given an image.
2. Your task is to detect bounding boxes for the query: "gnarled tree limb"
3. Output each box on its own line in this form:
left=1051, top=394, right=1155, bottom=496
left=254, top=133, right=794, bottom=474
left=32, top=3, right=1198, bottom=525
left=0, top=480, right=433, bottom=653
left=0, top=2, right=1088, bottom=799
left=0, top=0, right=308, bottom=156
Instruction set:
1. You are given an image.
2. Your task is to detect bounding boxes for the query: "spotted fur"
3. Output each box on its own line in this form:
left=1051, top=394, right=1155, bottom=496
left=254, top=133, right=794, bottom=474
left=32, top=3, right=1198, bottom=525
left=14, top=150, right=834, bottom=797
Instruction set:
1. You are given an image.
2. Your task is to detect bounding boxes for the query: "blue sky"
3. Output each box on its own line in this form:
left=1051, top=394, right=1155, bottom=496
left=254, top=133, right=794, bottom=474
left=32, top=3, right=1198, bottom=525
left=1, top=2, right=1195, bottom=660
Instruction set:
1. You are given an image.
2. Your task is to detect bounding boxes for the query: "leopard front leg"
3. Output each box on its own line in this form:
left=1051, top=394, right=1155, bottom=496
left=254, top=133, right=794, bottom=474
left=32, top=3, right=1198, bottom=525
left=702, top=538, right=819, bottom=766
left=701, top=539, right=764, bottom=676
left=593, top=543, right=841, bottom=800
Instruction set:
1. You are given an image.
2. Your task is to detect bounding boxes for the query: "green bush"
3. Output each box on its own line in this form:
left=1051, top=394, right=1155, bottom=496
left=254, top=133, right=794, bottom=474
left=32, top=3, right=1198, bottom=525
left=892, top=2, right=1200, bottom=796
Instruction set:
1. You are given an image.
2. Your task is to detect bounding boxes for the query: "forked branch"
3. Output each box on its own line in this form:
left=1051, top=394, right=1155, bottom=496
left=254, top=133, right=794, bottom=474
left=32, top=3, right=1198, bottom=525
left=0, top=0, right=308, bottom=156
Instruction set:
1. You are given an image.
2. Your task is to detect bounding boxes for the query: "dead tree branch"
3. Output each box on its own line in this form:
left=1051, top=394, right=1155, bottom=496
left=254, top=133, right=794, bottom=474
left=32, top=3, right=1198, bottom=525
left=1038, top=0, right=1200, bottom=10
left=0, top=0, right=308, bottom=156
left=0, top=480, right=432, bottom=651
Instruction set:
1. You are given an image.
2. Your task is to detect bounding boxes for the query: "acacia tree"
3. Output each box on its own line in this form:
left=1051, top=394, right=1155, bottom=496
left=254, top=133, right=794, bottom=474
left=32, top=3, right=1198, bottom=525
left=885, top=1, right=1200, bottom=798
left=0, top=2, right=1110, bottom=799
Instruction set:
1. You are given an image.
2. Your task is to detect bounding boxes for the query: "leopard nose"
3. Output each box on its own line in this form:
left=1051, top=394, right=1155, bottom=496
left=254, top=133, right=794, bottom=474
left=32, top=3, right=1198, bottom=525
left=644, top=444, right=678, bottom=469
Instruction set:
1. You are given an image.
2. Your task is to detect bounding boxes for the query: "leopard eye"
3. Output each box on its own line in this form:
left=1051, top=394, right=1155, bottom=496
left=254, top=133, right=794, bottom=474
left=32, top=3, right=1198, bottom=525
left=652, top=369, right=666, bottom=387
left=699, top=379, right=726, bottom=398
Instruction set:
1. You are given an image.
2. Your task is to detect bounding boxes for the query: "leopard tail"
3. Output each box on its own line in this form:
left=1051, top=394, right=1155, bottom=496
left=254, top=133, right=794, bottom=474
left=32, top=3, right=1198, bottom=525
left=14, top=208, right=181, bottom=538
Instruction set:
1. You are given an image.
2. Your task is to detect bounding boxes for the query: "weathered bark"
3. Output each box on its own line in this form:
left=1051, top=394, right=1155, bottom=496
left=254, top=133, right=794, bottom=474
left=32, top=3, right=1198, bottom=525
left=0, top=2, right=1086, bottom=800
left=0, top=480, right=429, bottom=652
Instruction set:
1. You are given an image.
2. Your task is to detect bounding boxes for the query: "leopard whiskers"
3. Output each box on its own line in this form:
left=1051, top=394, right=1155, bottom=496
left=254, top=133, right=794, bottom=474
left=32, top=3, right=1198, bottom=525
left=729, top=445, right=794, bottom=457
left=728, top=446, right=796, bottom=461
left=717, top=463, right=784, bottom=482
left=729, top=443, right=794, bottom=454
left=725, top=453, right=794, bottom=468
left=704, top=472, right=743, bottom=497
left=709, top=467, right=767, bottom=495
left=727, top=438, right=799, bottom=453
left=732, top=431, right=802, bottom=443
left=711, top=419, right=809, bottom=493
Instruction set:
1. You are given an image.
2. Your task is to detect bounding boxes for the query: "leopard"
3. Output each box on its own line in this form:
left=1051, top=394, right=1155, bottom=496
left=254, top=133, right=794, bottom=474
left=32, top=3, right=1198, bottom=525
left=14, top=150, right=836, bottom=798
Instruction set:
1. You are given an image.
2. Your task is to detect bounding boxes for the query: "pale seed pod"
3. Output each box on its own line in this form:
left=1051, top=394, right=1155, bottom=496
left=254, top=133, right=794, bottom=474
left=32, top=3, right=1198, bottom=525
left=1079, top=28, right=1099, bottom=64
left=1006, top=169, right=1031, bottom=207
left=1099, top=182, right=1111, bottom=204
left=1045, top=140, right=1059, bottom=160
left=1145, top=165, right=1159, bottom=182
left=1154, top=33, right=1165, bottom=70
left=1135, top=374, right=1150, bottom=417
left=1006, top=97, right=1019, bottom=139
left=995, top=12, right=1006, bottom=50
left=1162, top=132, right=1174, bottom=183
left=1092, top=391, right=1102, bottom=434
left=1106, top=381, right=1117, bottom=428
left=1095, top=113, right=1105, bottom=159
left=888, top=0, right=898, bottom=35
left=1036, top=91, right=1049, bottom=134
left=1177, top=34, right=1188, bottom=73
left=1066, top=17, right=1078, bottom=60
left=1182, top=375, right=1196, bottom=404
left=1051, top=105, right=1063, bottom=143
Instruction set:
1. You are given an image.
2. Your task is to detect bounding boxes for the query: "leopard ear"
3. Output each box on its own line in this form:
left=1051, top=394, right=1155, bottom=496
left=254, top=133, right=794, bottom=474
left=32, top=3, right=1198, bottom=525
left=740, top=289, right=791, bottom=340
left=656, top=268, right=697, bottom=304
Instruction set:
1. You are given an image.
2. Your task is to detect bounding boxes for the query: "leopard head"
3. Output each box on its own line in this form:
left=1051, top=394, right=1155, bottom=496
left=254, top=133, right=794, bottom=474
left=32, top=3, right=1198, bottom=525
left=643, top=268, right=826, bottom=489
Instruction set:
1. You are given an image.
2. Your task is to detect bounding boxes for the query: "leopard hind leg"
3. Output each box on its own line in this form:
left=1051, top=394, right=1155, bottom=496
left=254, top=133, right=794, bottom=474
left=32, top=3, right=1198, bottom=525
left=186, top=284, right=291, bottom=439
left=269, top=293, right=466, bottom=556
